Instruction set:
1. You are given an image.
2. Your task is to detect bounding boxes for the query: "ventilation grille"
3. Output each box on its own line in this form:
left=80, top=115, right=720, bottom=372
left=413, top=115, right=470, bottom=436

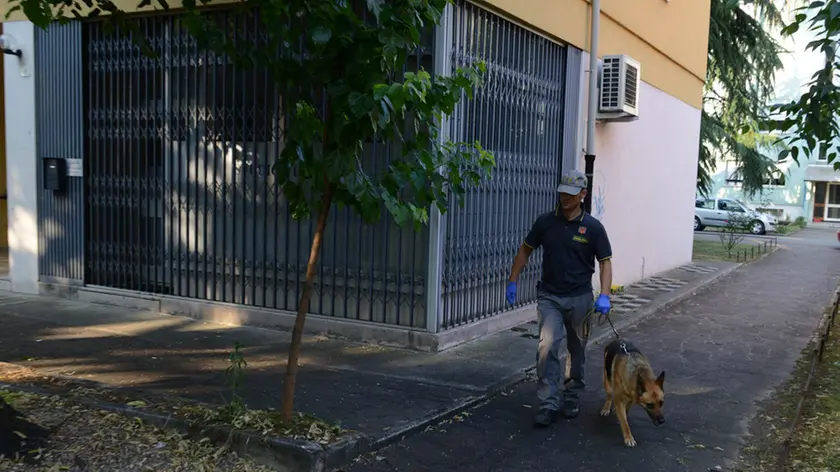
left=624, top=61, right=639, bottom=109
left=597, top=54, right=641, bottom=118
left=600, top=56, right=622, bottom=110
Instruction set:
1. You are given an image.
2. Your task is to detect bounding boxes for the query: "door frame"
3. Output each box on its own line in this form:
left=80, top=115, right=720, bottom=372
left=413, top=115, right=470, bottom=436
left=824, top=182, right=840, bottom=222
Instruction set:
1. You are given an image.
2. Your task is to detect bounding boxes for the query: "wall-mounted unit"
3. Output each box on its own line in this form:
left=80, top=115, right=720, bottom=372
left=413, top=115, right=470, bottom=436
left=597, top=54, right=641, bottom=122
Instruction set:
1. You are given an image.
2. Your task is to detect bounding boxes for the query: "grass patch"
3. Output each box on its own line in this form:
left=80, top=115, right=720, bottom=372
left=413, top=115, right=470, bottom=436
left=733, top=307, right=840, bottom=472
left=784, top=321, right=840, bottom=471
left=692, top=239, right=752, bottom=261
left=777, top=216, right=807, bottom=236
left=776, top=221, right=807, bottom=236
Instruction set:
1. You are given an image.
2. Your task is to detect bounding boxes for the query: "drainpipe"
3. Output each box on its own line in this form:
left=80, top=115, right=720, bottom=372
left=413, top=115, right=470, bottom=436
left=584, top=0, right=600, bottom=214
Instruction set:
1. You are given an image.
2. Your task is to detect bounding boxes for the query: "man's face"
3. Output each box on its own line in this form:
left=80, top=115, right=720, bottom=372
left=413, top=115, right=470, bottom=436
left=559, top=190, right=586, bottom=212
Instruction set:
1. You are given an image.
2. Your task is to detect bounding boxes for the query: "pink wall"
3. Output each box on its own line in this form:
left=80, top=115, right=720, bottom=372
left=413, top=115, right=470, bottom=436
left=579, top=76, right=701, bottom=290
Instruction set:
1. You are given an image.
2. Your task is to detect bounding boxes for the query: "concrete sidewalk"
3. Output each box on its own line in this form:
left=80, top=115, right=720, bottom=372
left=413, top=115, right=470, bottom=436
left=0, top=259, right=733, bottom=445
left=344, top=232, right=840, bottom=471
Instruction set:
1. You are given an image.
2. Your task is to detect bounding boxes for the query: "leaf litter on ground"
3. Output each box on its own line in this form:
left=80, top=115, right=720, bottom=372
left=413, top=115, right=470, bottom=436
left=0, top=388, right=274, bottom=471
left=0, top=362, right=348, bottom=469
left=732, top=304, right=840, bottom=472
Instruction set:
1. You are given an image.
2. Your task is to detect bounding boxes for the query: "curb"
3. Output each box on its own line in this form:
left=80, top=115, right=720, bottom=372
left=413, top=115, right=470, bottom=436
left=370, top=393, right=487, bottom=449
left=0, top=379, right=370, bottom=472
left=365, top=249, right=782, bottom=453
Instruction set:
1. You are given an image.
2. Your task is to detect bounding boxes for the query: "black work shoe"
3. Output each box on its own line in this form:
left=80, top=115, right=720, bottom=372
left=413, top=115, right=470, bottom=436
left=533, top=408, right=557, bottom=427
left=560, top=401, right=580, bottom=419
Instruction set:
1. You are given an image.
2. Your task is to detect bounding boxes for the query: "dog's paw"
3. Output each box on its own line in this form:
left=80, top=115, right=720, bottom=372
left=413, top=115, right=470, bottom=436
left=624, top=437, right=637, bottom=448
left=599, top=407, right=612, bottom=417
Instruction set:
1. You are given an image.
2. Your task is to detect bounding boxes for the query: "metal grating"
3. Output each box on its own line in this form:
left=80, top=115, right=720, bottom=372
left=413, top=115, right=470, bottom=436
left=35, top=22, right=86, bottom=282
left=440, top=1, right=568, bottom=329
left=599, top=55, right=621, bottom=110
left=624, top=61, right=638, bottom=108
left=82, top=9, right=434, bottom=327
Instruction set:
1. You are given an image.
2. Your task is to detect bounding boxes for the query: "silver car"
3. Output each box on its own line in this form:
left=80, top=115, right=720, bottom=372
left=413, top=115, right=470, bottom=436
left=694, top=197, right=778, bottom=235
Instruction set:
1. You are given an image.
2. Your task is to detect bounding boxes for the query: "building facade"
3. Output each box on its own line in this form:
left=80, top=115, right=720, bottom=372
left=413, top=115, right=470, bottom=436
left=1, top=0, right=711, bottom=350
left=707, top=2, right=840, bottom=224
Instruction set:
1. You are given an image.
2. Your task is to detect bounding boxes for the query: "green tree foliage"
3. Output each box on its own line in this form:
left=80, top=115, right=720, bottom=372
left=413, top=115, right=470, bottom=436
left=699, top=0, right=787, bottom=196
left=7, top=0, right=495, bottom=420
left=765, top=0, right=840, bottom=169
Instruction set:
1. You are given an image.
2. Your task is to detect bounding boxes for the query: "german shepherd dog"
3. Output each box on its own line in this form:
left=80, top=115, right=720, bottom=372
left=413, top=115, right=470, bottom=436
left=599, top=338, right=666, bottom=447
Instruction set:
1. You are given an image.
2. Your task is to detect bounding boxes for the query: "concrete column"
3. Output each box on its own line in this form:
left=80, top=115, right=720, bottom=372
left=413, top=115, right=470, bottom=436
left=3, top=21, right=39, bottom=294
left=424, top=4, right=454, bottom=334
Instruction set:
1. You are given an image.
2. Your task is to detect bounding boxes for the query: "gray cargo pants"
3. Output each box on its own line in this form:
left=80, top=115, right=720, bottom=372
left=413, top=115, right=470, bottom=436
left=535, top=289, right=594, bottom=412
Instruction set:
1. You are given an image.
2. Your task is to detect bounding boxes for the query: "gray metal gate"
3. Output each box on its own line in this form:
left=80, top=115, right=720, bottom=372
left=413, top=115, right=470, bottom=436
left=35, top=22, right=86, bottom=283
left=83, top=10, right=433, bottom=327
left=439, top=1, right=568, bottom=329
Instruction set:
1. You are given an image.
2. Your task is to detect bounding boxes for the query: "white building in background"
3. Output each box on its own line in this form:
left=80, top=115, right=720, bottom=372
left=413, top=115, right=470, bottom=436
left=707, top=2, right=840, bottom=224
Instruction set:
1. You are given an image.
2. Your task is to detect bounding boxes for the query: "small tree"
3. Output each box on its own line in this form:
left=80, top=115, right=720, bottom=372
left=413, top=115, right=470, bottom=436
left=9, top=0, right=495, bottom=421
left=718, top=213, right=752, bottom=258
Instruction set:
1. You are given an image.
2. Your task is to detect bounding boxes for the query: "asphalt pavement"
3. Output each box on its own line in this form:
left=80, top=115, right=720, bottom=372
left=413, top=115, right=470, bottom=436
left=345, top=228, right=840, bottom=472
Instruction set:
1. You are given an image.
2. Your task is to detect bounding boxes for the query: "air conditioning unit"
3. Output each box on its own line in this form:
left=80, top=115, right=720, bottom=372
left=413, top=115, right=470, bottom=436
left=596, top=54, right=641, bottom=122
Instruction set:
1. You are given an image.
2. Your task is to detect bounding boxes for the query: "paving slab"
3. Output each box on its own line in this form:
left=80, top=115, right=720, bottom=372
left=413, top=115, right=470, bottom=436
left=0, top=259, right=735, bottom=443
left=343, top=235, right=840, bottom=471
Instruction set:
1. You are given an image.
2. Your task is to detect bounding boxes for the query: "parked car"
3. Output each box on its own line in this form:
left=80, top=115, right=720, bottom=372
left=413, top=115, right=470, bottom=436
left=694, top=197, right=778, bottom=235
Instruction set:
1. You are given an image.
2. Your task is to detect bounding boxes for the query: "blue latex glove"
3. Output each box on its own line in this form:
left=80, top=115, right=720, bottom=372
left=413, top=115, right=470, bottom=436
left=506, top=281, right=517, bottom=305
left=594, top=293, right=611, bottom=314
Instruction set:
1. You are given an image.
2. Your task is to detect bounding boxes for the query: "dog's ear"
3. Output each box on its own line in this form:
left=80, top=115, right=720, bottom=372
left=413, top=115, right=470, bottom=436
left=656, top=371, right=665, bottom=388
left=636, top=373, right=646, bottom=397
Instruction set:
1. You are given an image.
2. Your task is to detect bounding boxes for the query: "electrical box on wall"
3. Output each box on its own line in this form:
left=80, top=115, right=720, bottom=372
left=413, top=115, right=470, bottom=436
left=43, top=158, right=67, bottom=191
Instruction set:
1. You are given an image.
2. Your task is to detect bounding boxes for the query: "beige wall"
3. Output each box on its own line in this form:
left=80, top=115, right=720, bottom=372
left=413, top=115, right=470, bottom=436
left=1, top=0, right=710, bottom=108
left=481, top=0, right=710, bottom=109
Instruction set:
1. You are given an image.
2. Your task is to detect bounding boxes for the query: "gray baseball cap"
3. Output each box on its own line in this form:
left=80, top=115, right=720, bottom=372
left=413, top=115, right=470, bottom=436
left=557, top=169, right=588, bottom=195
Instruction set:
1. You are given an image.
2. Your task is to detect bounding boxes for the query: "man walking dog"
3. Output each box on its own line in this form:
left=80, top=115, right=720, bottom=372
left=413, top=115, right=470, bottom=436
left=506, top=169, right=613, bottom=427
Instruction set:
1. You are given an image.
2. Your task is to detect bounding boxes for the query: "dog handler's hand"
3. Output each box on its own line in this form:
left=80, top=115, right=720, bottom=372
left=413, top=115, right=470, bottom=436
left=506, top=281, right=517, bottom=305
left=594, top=293, right=611, bottom=314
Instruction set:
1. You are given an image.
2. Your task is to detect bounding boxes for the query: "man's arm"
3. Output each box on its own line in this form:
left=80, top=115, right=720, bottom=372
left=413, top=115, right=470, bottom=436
left=599, top=258, right=613, bottom=295
left=508, top=244, right=534, bottom=282
left=506, top=217, right=544, bottom=305
left=592, top=223, right=614, bottom=313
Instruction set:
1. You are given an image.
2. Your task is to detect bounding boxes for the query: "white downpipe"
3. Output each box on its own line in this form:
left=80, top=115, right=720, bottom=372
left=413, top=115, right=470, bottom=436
left=586, top=0, right=600, bottom=156
left=583, top=0, right=600, bottom=212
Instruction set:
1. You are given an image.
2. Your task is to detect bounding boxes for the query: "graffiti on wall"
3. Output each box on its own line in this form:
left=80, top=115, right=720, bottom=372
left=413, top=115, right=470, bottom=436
left=590, top=170, right=607, bottom=221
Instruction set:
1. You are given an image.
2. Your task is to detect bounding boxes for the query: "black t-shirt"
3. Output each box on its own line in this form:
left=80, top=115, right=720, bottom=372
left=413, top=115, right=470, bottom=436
left=523, top=209, right=612, bottom=297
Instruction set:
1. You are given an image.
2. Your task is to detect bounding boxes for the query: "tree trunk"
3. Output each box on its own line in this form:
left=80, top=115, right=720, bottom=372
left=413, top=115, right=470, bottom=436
left=281, top=184, right=334, bottom=422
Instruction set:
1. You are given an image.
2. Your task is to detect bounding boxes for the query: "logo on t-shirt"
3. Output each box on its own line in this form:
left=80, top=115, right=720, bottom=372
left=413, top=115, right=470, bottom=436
left=578, top=226, right=587, bottom=235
